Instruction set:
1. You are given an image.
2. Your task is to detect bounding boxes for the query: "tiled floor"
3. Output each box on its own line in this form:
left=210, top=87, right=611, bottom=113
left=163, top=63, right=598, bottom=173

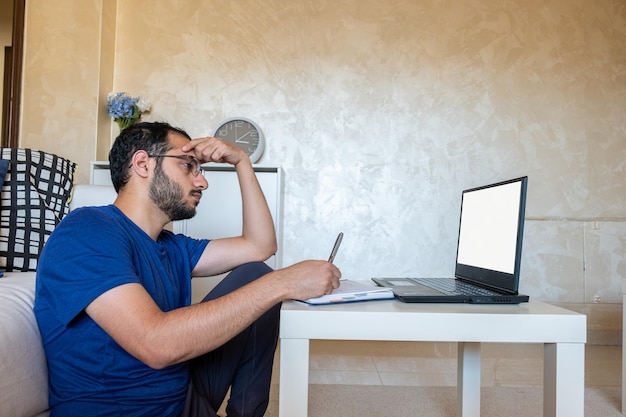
left=257, top=342, right=621, bottom=416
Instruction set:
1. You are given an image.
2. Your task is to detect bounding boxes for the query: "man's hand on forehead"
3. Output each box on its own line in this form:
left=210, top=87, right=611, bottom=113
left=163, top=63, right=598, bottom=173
left=181, top=137, right=248, bottom=166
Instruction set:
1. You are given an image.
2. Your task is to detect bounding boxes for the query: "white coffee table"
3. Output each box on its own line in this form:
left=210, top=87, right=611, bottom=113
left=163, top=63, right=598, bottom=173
left=279, top=298, right=586, bottom=417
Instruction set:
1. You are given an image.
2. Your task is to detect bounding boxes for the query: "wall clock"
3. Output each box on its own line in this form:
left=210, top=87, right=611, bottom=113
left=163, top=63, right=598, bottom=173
left=213, top=117, right=265, bottom=163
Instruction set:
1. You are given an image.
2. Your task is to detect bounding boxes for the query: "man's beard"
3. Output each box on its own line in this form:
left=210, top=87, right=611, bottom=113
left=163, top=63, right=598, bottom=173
left=149, top=166, right=198, bottom=221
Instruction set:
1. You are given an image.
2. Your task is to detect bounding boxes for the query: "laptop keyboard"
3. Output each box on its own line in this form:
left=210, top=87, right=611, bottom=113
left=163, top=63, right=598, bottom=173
left=412, top=278, right=500, bottom=296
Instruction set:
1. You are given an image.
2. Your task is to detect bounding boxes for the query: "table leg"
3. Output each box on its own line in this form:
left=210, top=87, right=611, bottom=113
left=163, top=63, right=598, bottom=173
left=457, top=342, right=481, bottom=417
left=279, top=338, right=310, bottom=417
left=543, top=343, right=585, bottom=417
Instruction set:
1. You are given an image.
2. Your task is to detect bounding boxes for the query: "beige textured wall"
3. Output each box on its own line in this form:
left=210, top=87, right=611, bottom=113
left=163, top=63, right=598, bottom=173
left=20, top=0, right=104, bottom=180
left=20, top=0, right=626, bottom=303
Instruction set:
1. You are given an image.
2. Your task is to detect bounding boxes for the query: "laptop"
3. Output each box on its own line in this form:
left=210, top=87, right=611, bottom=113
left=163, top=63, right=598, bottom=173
left=372, top=176, right=529, bottom=304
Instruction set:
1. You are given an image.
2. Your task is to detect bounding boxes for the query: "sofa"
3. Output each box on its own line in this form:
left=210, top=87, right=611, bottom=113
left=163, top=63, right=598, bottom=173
left=0, top=184, right=117, bottom=417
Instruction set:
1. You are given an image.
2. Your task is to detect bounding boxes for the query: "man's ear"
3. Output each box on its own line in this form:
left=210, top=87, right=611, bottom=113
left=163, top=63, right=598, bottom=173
left=130, top=150, right=152, bottom=179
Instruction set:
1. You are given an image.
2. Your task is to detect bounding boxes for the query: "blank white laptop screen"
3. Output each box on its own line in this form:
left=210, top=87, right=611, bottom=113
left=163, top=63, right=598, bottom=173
left=456, top=180, right=522, bottom=274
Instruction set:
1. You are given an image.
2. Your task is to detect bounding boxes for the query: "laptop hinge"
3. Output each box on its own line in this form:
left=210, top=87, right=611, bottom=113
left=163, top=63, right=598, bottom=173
left=455, top=276, right=518, bottom=295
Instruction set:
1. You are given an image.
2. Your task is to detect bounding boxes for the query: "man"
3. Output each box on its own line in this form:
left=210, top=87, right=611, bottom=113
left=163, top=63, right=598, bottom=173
left=34, top=122, right=341, bottom=417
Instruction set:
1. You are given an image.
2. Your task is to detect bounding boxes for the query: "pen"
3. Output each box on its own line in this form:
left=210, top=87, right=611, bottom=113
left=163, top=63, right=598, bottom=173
left=328, top=232, right=343, bottom=263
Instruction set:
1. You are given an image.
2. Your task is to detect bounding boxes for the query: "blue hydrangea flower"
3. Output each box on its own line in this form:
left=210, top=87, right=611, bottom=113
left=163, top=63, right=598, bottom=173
left=106, top=92, right=138, bottom=118
left=106, top=92, right=150, bottom=130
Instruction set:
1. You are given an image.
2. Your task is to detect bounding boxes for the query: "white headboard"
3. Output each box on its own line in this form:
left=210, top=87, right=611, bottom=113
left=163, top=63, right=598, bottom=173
left=69, top=184, right=117, bottom=211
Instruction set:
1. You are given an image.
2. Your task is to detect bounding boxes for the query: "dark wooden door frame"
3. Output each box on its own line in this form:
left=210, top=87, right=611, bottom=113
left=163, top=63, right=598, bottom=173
left=1, top=0, right=25, bottom=148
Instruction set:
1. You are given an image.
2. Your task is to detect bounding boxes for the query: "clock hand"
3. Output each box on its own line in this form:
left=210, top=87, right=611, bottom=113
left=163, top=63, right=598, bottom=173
left=235, top=130, right=252, bottom=144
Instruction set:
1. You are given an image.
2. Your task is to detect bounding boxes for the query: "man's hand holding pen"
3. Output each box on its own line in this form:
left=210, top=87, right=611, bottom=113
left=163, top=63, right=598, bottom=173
left=267, top=233, right=344, bottom=300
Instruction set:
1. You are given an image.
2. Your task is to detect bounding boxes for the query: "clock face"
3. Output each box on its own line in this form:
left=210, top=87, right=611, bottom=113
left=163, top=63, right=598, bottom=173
left=213, top=118, right=265, bottom=163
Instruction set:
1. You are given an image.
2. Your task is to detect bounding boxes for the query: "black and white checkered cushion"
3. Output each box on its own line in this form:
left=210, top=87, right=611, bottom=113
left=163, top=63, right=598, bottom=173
left=0, top=148, right=76, bottom=272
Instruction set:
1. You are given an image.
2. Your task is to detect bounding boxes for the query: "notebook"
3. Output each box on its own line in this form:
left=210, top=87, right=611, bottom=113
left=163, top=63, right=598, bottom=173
left=372, top=176, right=529, bottom=304
left=299, top=280, right=394, bottom=305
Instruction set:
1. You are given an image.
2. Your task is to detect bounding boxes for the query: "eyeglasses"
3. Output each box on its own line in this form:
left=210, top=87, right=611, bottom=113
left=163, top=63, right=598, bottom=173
left=149, top=154, right=202, bottom=177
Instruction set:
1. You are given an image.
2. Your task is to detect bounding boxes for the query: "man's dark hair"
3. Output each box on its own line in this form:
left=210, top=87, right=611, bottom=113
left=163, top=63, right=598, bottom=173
left=108, top=122, right=192, bottom=192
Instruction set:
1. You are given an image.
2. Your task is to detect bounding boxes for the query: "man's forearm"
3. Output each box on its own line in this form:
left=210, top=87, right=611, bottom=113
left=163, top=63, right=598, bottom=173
left=235, top=160, right=277, bottom=257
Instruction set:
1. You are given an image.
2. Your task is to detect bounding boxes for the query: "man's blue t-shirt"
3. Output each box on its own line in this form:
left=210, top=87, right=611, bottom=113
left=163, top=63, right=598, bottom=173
left=34, top=205, right=209, bottom=417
